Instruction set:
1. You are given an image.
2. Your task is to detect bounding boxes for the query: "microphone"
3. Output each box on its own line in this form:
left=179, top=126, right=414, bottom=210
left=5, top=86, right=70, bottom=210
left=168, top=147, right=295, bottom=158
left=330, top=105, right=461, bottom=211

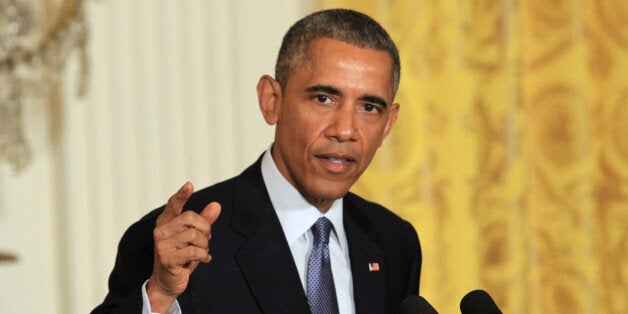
left=398, top=295, right=438, bottom=314
left=460, top=290, right=503, bottom=314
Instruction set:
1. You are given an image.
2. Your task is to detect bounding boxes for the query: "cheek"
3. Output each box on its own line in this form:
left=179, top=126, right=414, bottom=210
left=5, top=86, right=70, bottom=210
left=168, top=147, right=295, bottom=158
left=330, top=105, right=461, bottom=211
left=359, top=119, right=388, bottom=144
left=359, top=131, right=388, bottom=161
left=286, top=111, right=325, bottom=142
left=278, top=119, right=318, bottom=161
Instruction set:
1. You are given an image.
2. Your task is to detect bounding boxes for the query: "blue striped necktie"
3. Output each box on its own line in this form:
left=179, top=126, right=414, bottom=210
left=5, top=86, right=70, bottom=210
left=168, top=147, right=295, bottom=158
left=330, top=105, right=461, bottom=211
left=307, top=217, right=339, bottom=314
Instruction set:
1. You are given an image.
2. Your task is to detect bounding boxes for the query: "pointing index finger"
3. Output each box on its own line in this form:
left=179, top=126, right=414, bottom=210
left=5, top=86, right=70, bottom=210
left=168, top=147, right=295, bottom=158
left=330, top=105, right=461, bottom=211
left=162, top=182, right=194, bottom=220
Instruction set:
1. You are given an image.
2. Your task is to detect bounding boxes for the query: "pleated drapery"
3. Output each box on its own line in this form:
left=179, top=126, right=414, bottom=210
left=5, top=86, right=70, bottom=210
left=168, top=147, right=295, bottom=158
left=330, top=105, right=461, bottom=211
left=320, top=0, right=628, bottom=313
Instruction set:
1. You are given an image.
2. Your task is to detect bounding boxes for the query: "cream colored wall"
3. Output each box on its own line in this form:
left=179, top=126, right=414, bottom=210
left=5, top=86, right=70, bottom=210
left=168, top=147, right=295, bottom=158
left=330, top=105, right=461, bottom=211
left=0, top=1, right=314, bottom=313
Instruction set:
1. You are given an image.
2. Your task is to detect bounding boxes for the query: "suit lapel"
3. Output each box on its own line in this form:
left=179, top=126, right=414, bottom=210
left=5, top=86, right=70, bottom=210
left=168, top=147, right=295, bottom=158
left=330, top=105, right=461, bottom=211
left=230, top=162, right=310, bottom=313
left=344, top=200, right=386, bottom=313
left=225, top=158, right=387, bottom=313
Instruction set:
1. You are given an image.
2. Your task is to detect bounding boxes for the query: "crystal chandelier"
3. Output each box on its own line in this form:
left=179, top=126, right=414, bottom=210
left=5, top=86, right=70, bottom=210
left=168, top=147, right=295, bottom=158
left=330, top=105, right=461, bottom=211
left=0, top=0, right=88, bottom=173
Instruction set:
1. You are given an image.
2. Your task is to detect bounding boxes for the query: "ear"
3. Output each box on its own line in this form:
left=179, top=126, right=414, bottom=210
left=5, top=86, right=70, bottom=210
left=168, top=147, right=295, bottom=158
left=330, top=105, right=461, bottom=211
left=381, top=102, right=400, bottom=142
left=257, top=75, right=282, bottom=125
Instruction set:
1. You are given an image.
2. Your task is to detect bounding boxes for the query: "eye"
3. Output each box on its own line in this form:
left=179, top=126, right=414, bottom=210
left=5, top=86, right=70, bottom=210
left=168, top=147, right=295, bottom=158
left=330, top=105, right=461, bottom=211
left=363, top=103, right=382, bottom=113
left=314, top=95, right=333, bottom=104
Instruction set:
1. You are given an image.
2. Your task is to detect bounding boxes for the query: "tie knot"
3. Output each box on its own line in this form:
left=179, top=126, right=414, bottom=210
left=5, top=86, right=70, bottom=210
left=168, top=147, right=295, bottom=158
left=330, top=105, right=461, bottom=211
left=311, top=217, right=333, bottom=245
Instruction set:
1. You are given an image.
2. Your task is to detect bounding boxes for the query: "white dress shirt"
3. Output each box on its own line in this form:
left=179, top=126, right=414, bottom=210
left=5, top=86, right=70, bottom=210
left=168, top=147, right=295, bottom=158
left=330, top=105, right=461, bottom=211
left=261, top=148, right=355, bottom=313
left=142, top=147, right=355, bottom=313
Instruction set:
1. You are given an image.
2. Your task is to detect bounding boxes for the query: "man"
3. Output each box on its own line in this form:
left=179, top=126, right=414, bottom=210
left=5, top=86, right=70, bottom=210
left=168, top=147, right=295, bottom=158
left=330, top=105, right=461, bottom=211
left=92, top=8, right=421, bottom=314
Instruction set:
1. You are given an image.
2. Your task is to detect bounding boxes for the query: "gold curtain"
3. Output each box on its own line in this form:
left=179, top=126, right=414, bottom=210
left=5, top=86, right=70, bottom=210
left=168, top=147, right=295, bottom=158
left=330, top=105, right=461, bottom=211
left=319, top=1, right=627, bottom=313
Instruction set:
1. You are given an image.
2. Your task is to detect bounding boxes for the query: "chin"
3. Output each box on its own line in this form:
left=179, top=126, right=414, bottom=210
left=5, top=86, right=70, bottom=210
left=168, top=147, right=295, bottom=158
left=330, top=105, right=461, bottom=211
left=310, top=184, right=352, bottom=202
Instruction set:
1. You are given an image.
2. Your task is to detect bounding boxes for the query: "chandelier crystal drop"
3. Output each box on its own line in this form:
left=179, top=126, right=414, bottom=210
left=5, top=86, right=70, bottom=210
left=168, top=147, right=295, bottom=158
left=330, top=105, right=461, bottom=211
left=0, top=0, right=89, bottom=173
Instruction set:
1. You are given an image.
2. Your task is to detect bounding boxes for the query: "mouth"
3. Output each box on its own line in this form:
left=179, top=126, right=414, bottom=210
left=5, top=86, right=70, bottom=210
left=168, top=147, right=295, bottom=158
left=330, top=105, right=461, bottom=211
left=315, top=153, right=357, bottom=173
left=317, top=153, right=356, bottom=163
left=328, top=158, right=346, bottom=164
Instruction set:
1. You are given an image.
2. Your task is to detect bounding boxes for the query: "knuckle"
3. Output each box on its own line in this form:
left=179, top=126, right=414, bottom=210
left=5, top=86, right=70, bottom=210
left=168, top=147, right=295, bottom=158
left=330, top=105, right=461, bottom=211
left=166, top=196, right=177, bottom=208
left=153, top=227, right=166, bottom=239
left=188, top=229, right=199, bottom=241
left=193, top=247, right=207, bottom=259
left=154, top=241, right=167, bottom=252
left=181, top=229, right=196, bottom=243
left=181, top=210, right=196, bottom=222
left=199, top=238, right=209, bottom=249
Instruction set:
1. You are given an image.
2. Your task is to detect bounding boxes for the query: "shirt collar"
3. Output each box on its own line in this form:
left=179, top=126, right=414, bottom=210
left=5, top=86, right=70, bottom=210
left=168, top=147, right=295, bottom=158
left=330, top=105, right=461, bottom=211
left=261, top=146, right=347, bottom=252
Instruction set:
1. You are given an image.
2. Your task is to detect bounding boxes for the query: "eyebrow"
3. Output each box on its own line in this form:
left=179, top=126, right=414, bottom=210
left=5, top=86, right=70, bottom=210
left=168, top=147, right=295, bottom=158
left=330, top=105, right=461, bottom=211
left=305, top=85, right=341, bottom=95
left=361, top=95, right=388, bottom=108
left=305, top=85, right=388, bottom=108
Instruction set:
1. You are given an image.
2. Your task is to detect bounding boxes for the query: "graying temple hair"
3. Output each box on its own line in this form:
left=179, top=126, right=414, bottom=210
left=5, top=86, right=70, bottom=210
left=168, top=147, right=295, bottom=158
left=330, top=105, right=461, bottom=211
left=275, top=9, right=401, bottom=95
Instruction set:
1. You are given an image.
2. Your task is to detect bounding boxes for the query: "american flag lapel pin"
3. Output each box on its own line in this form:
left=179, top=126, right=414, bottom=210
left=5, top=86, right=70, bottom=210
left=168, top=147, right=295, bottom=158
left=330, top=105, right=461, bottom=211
left=368, top=262, right=380, bottom=271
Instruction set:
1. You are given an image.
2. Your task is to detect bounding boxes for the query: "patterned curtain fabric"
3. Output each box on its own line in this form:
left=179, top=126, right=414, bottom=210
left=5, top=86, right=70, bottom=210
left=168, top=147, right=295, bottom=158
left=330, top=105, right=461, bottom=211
left=319, top=1, right=627, bottom=313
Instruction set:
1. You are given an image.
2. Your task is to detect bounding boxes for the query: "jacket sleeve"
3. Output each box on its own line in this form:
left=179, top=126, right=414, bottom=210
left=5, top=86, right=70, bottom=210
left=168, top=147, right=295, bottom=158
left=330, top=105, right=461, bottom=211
left=91, top=213, right=158, bottom=314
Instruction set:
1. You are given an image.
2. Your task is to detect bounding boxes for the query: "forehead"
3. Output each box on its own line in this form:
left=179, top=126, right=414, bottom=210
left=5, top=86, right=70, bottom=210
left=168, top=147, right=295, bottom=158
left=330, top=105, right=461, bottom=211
left=288, top=38, right=395, bottom=98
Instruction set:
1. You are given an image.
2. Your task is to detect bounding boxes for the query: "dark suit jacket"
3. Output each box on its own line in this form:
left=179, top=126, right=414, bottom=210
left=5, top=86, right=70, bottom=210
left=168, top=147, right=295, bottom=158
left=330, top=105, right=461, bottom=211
left=92, top=156, right=421, bottom=313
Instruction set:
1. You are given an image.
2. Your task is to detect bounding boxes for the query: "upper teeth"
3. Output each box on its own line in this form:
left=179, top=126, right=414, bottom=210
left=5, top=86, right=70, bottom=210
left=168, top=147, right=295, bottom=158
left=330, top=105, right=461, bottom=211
left=329, top=158, right=343, bottom=163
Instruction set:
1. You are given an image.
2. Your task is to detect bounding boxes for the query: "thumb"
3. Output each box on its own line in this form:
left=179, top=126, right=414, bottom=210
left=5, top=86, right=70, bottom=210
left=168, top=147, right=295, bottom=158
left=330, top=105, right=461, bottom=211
left=200, top=202, right=221, bottom=225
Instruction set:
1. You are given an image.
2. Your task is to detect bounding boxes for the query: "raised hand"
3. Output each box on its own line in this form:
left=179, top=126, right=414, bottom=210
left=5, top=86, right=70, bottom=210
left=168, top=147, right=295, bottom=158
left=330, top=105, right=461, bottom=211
left=147, top=182, right=221, bottom=312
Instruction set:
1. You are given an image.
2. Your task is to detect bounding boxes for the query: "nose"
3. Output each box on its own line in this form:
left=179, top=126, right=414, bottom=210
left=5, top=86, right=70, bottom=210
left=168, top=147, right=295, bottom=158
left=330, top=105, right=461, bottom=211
left=326, top=107, right=358, bottom=142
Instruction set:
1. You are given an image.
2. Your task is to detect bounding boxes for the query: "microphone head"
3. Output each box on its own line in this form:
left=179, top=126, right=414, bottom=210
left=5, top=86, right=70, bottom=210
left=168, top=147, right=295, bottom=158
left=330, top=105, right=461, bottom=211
left=398, top=295, right=438, bottom=314
left=460, top=290, right=502, bottom=314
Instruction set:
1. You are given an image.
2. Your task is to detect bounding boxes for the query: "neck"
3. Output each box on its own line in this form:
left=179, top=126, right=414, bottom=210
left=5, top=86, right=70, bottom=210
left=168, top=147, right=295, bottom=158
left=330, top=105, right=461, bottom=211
left=311, top=198, right=332, bottom=213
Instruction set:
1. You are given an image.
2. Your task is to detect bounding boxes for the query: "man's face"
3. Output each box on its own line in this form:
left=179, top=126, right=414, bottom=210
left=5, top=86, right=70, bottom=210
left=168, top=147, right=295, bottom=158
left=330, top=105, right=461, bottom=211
left=260, top=38, right=399, bottom=212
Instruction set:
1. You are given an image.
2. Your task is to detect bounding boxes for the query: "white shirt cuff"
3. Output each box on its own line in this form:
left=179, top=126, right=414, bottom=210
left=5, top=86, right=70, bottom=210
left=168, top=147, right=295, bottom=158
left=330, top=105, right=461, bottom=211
left=141, top=280, right=182, bottom=314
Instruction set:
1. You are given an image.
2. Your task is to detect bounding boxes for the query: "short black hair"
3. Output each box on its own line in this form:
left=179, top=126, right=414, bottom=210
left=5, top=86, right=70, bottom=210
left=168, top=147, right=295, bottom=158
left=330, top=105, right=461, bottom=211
left=275, top=9, right=400, bottom=95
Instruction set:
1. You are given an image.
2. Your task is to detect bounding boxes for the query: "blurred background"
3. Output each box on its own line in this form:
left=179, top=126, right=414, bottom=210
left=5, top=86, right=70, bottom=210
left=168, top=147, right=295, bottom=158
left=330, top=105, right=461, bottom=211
left=0, top=0, right=626, bottom=313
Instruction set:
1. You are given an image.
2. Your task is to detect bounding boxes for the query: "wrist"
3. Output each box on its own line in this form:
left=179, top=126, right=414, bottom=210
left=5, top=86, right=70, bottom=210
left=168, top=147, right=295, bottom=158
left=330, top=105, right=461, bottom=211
left=146, top=277, right=178, bottom=313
